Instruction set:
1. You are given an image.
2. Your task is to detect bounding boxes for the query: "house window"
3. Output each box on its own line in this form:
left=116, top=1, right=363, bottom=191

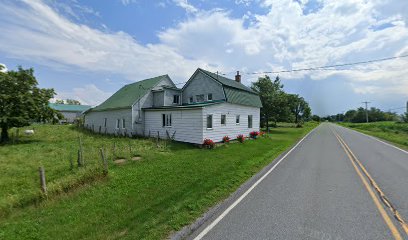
left=221, top=114, right=226, bottom=125
left=104, top=118, right=107, bottom=128
left=196, top=94, right=204, bottom=102
left=207, top=114, right=213, bottom=129
left=236, top=115, right=240, bottom=124
left=116, top=119, right=120, bottom=129
left=162, top=113, right=172, bottom=127
left=248, top=115, right=253, bottom=128
left=173, top=95, right=180, bottom=104
left=207, top=93, right=213, bottom=101
left=138, top=109, right=141, bottom=121
left=122, top=119, right=126, bottom=129
left=189, top=96, right=193, bottom=103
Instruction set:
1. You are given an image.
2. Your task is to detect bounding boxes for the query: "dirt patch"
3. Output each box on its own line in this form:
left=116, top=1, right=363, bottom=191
left=131, top=156, right=142, bottom=161
left=114, top=159, right=127, bottom=165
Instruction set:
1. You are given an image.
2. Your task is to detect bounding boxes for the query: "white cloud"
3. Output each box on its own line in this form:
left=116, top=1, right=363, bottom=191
left=55, top=84, right=113, bottom=106
left=173, top=0, right=198, bottom=14
left=0, top=0, right=408, bottom=107
left=0, top=63, right=7, bottom=72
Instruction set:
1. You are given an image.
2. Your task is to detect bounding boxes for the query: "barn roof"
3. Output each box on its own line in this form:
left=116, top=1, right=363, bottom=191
left=91, top=75, right=168, bottom=112
left=49, top=103, right=91, bottom=112
left=196, top=68, right=262, bottom=108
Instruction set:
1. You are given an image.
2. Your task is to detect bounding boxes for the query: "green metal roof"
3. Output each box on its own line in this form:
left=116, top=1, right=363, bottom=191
left=49, top=103, right=91, bottom=112
left=224, top=87, right=263, bottom=108
left=91, top=75, right=168, bottom=112
left=197, top=68, right=262, bottom=108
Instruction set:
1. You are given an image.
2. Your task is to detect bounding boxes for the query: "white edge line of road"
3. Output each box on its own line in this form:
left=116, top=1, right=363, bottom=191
left=193, top=126, right=318, bottom=240
left=336, top=124, right=408, bottom=155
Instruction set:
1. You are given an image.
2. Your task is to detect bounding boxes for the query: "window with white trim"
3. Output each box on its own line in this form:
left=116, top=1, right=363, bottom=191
left=236, top=115, right=240, bottom=124
left=173, top=95, right=180, bottom=104
left=104, top=118, right=107, bottom=128
left=207, top=114, right=213, bottom=129
left=162, top=113, right=172, bottom=127
left=248, top=115, right=253, bottom=128
left=116, top=119, right=120, bottom=128
left=207, top=93, right=213, bottom=101
left=122, top=119, right=126, bottom=129
left=221, top=114, right=226, bottom=125
left=196, top=94, right=204, bottom=102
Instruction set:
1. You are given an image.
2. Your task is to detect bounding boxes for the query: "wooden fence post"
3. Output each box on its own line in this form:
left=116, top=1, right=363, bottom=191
left=156, top=131, right=160, bottom=147
left=100, top=148, right=108, bottom=175
left=77, top=149, right=82, bottom=167
left=113, top=142, right=117, bottom=159
left=78, top=136, right=84, bottom=165
left=39, top=167, right=47, bottom=194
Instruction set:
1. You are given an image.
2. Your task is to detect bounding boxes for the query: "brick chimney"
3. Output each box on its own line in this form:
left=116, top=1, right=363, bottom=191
left=235, top=71, right=241, bottom=83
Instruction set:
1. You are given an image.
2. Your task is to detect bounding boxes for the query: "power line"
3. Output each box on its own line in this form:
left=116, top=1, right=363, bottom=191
left=173, top=54, right=408, bottom=86
left=226, top=54, right=408, bottom=75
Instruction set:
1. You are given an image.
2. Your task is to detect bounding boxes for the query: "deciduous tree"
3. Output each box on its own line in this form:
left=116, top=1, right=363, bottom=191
left=0, top=66, right=60, bottom=142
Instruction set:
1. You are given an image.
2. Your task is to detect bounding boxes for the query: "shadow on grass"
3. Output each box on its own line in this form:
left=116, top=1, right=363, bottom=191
left=0, top=139, right=43, bottom=146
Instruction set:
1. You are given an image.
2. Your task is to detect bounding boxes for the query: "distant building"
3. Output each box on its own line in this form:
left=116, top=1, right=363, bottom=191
left=84, top=68, right=262, bottom=144
left=49, top=103, right=92, bottom=123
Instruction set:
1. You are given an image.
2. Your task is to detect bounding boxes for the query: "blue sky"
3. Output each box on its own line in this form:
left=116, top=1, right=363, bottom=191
left=1, top=0, right=407, bottom=116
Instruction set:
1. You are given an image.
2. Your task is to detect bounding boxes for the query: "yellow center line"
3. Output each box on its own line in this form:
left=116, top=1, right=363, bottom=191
left=331, top=128, right=403, bottom=240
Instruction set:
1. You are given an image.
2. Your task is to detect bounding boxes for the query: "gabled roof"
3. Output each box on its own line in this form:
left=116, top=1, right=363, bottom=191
left=49, top=103, right=91, bottom=112
left=91, top=75, right=169, bottom=112
left=198, top=68, right=257, bottom=93
left=190, top=68, right=262, bottom=108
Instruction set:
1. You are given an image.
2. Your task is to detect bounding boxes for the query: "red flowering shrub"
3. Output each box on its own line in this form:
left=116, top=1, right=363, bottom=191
left=203, top=138, right=215, bottom=149
left=237, top=134, right=245, bottom=143
left=249, top=131, right=260, bottom=139
left=222, top=135, right=230, bottom=143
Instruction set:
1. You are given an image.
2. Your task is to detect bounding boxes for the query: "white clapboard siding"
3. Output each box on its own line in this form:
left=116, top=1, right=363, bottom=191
left=202, top=103, right=260, bottom=142
left=144, top=108, right=203, bottom=144
left=84, top=108, right=133, bottom=136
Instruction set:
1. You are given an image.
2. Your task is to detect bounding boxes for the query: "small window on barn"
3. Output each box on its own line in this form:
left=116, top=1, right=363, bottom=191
left=189, top=96, right=193, bottom=103
left=122, top=119, right=126, bottom=129
left=162, top=114, right=172, bottom=127
left=221, top=114, right=226, bottom=125
left=196, top=94, right=204, bottom=102
left=248, top=115, right=253, bottom=128
left=104, top=118, right=107, bottom=128
left=236, top=115, right=240, bottom=125
left=116, top=119, right=120, bottom=129
left=173, top=95, right=180, bottom=104
left=207, top=114, right=213, bottom=129
left=207, top=93, right=213, bottom=101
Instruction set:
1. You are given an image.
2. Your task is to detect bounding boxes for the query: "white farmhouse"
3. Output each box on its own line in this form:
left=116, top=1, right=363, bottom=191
left=84, top=68, right=262, bottom=144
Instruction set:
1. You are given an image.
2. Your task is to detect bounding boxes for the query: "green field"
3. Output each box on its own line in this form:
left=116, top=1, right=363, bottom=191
left=339, top=121, right=408, bottom=150
left=0, top=123, right=317, bottom=239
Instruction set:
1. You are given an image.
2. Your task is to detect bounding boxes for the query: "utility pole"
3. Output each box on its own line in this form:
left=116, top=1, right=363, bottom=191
left=362, top=101, right=370, bottom=123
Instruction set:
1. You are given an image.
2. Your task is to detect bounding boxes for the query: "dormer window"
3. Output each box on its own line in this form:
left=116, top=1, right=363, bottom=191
left=173, top=95, right=180, bottom=104
left=196, top=94, right=204, bottom=102
left=207, top=93, right=213, bottom=101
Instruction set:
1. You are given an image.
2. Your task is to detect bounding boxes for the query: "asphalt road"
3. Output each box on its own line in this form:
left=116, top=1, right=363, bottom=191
left=189, top=123, right=408, bottom=240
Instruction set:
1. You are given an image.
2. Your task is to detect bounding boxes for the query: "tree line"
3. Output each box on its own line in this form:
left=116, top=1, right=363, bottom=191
left=251, top=75, right=311, bottom=130
left=321, top=107, right=407, bottom=123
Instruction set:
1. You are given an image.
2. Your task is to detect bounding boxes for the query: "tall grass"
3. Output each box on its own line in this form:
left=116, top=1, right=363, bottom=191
left=0, top=124, right=163, bottom=215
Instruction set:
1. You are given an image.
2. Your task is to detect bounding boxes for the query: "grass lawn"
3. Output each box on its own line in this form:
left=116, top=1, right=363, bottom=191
left=339, top=121, right=408, bottom=150
left=0, top=122, right=317, bottom=240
